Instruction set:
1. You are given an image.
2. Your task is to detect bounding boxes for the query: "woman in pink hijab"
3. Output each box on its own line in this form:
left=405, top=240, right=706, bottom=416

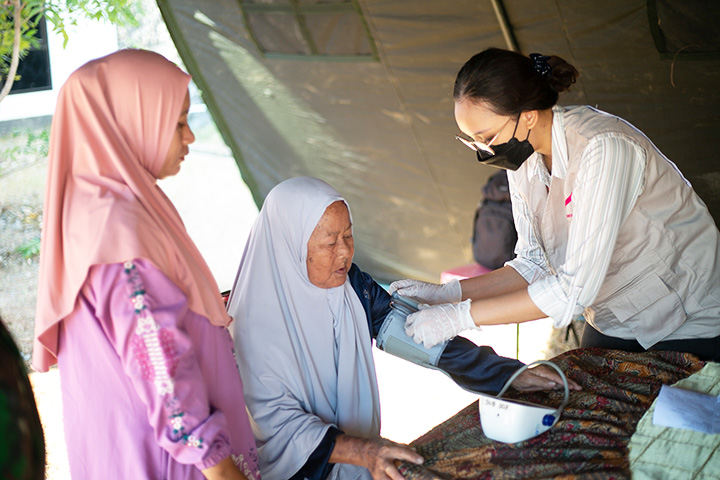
left=32, top=49, right=259, bottom=480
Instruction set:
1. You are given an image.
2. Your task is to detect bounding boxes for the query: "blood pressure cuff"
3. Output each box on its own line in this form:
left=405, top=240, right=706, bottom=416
left=376, top=293, right=447, bottom=367
left=377, top=293, right=525, bottom=394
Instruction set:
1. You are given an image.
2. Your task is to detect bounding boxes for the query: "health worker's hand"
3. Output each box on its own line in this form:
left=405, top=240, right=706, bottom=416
left=388, top=278, right=462, bottom=305
left=404, top=299, right=476, bottom=348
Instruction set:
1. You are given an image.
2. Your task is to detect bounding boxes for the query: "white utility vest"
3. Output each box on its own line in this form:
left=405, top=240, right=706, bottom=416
left=518, top=106, right=720, bottom=348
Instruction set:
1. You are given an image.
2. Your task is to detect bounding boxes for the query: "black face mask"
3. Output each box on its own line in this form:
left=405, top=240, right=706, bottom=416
left=476, top=119, right=534, bottom=171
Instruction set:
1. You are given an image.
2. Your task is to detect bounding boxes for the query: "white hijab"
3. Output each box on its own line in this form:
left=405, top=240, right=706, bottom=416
left=229, top=177, right=380, bottom=480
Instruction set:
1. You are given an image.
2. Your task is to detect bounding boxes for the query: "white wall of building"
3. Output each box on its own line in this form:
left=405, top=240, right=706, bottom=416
left=0, top=18, right=118, bottom=122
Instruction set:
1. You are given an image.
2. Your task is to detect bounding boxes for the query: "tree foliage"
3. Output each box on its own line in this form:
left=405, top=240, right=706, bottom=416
left=0, top=0, right=141, bottom=103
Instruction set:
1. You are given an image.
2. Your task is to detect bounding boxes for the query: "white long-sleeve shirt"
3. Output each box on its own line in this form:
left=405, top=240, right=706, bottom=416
left=507, top=107, right=663, bottom=328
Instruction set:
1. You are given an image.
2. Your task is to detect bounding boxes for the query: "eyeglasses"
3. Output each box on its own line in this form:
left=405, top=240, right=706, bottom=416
left=455, top=116, right=514, bottom=160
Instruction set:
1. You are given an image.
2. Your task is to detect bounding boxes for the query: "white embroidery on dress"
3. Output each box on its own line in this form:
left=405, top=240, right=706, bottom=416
left=232, top=454, right=259, bottom=480
left=133, top=308, right=174, bottom=395
left=124, top=260, right=202, bottom=449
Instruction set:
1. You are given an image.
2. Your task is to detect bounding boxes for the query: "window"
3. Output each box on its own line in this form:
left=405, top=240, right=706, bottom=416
left=2, top=14, right=52, bottom=94
left=238, top=0, right=378, bottom=61
left=647, top=0, right=720, bottom=59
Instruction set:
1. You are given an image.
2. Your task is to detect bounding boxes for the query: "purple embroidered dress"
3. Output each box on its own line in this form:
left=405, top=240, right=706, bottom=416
left=57, top=259, right=260, bottom=479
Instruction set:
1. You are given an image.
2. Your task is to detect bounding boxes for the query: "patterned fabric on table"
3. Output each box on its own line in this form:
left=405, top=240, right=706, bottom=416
left=399, top=348, right=704, bottom=480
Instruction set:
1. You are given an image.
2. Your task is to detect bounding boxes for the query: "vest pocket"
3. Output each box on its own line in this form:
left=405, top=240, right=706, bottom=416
left=605, top=272, right=686, bottom=348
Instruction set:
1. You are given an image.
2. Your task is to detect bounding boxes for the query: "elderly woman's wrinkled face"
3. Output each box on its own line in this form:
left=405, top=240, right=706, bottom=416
left=306, top=201, right=354, bottom=288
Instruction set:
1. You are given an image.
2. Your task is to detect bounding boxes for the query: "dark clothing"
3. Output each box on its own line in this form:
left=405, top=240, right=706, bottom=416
left=295, top=264, right=525, bottom=480
left=289, top=426, right=342, bottom=480
left=0, top=319, right=45, bottom=480
left=581, top=322, right=720, bottom=362
left=348, top=264, right=524, bottom=393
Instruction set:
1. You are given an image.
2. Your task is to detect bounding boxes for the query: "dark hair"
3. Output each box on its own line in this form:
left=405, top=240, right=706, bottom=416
left=453, top=48, right=578, bottom=115
left=0, top=314, right=47, bottom=477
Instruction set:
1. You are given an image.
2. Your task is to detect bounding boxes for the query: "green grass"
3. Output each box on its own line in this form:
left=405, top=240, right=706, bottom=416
left=15, top=236, right=40, bottom=260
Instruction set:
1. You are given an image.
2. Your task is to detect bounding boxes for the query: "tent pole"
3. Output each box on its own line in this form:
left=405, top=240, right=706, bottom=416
left=490, top=0, right=520, bottom=52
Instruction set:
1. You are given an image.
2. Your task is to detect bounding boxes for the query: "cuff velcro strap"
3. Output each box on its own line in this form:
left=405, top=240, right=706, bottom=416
left=376, top=293, right=448, bottom=367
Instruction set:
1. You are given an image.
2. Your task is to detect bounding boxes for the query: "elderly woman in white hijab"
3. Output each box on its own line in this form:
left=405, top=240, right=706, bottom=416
left=228, top=177, right=576, bottom=480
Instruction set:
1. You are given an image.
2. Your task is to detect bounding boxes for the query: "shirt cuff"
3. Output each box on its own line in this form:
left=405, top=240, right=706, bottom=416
left=291, top=426, right=343, bottom=480
left=196, top=439, right=234, bottom=472
left=527, top=275, right=583, bottom=328
left=506, top=258, right=547, bottom=285
left=191, top=414, right=234, bottom=471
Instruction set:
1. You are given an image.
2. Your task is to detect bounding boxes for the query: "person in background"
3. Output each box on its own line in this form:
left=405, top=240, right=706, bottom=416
left=227, top=176, right=578, bottom=480
left=32, top=49, right=259, bottom=479
left=392, top=47, right=720, bottom=362
left=0, top=314, right=45, bottom=480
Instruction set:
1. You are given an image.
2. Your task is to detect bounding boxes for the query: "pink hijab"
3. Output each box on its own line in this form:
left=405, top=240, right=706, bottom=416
left=33, top=49, right=231, bottom=372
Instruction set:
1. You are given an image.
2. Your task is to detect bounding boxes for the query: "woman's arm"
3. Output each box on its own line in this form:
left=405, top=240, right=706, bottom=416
left=355, top=264, right=549, bottom=393
left=469, top=281, right=546, bottom=326
left=98, top=259, right=245, bottom=473
left=523, top=135, right=646, bottom=327
left=389, top=265, right=533, bottom=307
left=408, top=135, right=646, bottom=339
left=459, top=265, right=530, bottom=301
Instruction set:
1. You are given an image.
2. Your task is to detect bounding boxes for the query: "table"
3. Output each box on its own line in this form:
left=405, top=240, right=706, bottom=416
left=399, top=348, right=705, bottom=480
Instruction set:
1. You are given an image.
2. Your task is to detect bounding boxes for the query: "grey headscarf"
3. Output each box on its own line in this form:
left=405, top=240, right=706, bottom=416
left=228, top=177, right=380, bottom=480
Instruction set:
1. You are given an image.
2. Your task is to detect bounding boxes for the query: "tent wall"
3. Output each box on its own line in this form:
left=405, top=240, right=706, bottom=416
left=158, top=0, right=720, bottom=284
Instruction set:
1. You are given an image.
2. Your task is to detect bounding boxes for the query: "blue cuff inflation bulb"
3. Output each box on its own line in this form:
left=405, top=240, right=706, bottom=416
left=542, top=414, right=556, bottom=426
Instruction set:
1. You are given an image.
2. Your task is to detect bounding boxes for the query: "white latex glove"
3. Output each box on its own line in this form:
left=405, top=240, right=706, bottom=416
left=404, top=299, right=476, bottom=348
left=388, top=278, right=462, bottom=305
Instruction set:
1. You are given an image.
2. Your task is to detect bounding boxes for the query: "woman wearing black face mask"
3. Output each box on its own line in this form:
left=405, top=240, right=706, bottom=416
left=390, top=47, right=720, bottom=362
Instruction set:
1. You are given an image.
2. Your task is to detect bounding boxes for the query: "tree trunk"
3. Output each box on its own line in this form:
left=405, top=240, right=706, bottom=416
left=0, top=0, right=23, bottom=104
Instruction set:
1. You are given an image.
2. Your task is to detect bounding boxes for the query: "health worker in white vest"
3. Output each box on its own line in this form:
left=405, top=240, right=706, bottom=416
left=391, top=48, right=720, bottom=362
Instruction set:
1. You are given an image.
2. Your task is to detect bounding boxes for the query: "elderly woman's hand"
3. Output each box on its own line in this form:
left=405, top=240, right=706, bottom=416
left=510, top=364, right=582, bottom=392
left=389, top=278, right=463, bottom=304
left=331, top=434, right=424, bottom=480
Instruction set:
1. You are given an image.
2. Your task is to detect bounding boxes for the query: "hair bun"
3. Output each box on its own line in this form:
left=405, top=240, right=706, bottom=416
left=546, top=55, right=579, bottom=93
